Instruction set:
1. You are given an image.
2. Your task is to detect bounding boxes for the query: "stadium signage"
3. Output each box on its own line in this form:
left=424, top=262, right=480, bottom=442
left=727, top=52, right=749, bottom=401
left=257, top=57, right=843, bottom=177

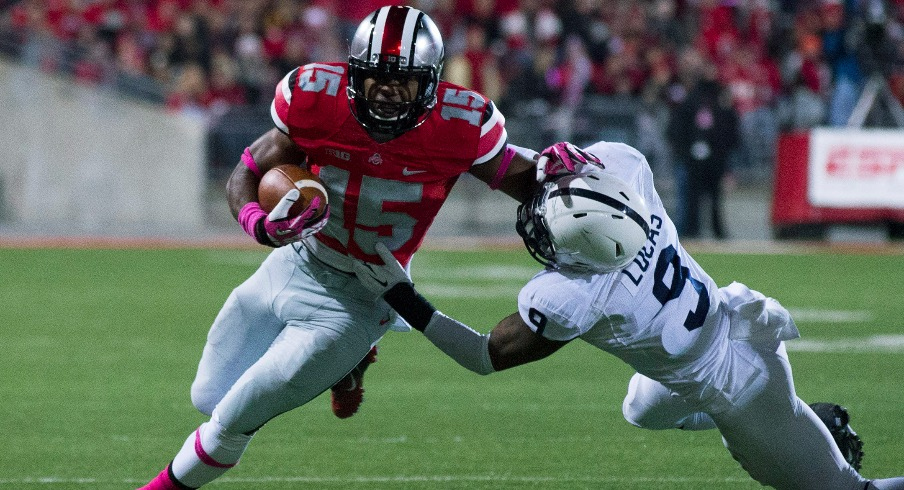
left=808, top=128, right=904, bottom=209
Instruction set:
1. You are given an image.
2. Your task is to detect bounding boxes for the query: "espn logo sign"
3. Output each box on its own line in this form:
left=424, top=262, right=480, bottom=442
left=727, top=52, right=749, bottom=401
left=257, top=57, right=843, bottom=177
left=808, top=128, right=904, bottom=209
left=824, top=147, right=904, bottom=178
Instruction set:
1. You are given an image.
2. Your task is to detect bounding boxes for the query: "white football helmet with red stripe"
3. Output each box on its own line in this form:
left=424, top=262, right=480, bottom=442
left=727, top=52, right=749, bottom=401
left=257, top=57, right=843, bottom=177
left=347, top=6, right=444, bottom=136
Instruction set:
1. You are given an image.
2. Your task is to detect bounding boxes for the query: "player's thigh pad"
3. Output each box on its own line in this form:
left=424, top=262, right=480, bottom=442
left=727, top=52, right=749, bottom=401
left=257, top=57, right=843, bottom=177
left=623, top=373, right=697, bottom=429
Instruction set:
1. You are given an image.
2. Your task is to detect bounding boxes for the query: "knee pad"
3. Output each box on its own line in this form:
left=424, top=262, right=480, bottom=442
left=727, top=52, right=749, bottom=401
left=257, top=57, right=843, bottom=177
left=190, top=382, right=218, bottom=417
left=623, top=398, right=680, bottom=430
left=622, top=374, right=688, bottom=430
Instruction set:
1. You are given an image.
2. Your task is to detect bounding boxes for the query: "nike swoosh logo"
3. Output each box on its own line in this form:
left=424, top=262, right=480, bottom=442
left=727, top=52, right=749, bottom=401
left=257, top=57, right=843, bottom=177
left=402, top=167, right=427, bottom=176
left=274, top=229, right=297, bottom=236
left=359, top=264, right=389, bottom=287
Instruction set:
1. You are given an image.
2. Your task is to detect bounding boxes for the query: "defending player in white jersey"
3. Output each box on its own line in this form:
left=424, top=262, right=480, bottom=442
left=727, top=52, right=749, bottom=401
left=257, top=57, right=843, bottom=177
left=354, top=141, right=904, bottom=490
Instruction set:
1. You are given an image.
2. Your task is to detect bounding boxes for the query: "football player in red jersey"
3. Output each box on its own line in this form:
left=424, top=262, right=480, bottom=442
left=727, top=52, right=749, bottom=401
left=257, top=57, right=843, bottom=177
left=139, top=6, right=569, bottom=489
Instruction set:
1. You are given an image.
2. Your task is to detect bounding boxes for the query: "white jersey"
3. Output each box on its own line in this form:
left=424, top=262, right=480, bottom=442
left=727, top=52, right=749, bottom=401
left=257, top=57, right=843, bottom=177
left=517, top=142, right=798, bottom=403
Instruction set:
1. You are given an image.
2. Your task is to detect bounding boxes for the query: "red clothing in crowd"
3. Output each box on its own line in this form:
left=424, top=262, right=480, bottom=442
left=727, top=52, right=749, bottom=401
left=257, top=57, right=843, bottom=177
left=720, top=48, right=781, bottom=114
left=696, top=6, right=741, bottom=62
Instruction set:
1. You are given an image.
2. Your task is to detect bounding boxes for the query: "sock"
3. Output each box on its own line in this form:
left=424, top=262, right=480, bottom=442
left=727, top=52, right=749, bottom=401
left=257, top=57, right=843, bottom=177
left=169, top=418, right=254, bottom=488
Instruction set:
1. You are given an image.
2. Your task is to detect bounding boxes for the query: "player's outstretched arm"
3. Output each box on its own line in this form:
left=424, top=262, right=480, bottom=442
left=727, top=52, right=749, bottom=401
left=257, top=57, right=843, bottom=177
left=485, top=312, right=567, bottom=371
left=469, top=142, right=605, bottom=203
left=354, top=243, right=568, bottom=373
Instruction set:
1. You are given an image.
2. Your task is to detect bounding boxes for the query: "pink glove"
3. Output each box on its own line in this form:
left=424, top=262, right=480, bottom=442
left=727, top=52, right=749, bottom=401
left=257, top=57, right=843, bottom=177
left=537, top=142, right=603, bottom=181
left=238, top=191, right=328, bottom=247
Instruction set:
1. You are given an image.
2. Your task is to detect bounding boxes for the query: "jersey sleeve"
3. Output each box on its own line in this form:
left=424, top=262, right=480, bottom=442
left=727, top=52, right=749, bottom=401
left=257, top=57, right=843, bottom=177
left=269, top=63, right=347, bottom=137
left=270, top=67, right=299, bottom=135
left=473, top=101, right=507, bottom=165
left=517, top=272, right=594, bottom=342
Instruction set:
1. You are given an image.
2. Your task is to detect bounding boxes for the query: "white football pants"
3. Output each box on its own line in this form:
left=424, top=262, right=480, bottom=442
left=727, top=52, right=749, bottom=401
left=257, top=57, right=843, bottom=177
left=622, top=341, right=868, bottom=489
left=190, top=244, right=393, bottom=434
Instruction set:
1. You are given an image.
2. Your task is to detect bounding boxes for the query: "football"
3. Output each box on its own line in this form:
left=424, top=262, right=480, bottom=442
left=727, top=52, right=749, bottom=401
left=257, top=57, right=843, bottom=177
left=258, top=164, right=329, bottom=221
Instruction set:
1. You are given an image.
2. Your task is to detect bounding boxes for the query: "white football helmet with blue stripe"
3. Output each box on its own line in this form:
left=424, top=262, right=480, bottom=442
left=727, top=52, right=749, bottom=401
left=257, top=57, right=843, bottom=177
left=517, top=169, right=651, bottom=273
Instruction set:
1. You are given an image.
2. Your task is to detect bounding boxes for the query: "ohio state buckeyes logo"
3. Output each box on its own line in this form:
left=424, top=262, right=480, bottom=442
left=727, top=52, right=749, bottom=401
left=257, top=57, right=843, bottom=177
left=369, top=153, right=383, bottom=165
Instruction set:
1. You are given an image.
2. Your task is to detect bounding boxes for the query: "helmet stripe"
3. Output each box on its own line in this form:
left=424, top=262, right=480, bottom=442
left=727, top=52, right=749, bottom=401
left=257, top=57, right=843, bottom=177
left=377, top=6, right=409, bottom=59
left=549, top=188, right=651, bottom=237
left=370, top=7, right=390, bottom=61
left=400, top=9, right=421, bottom=66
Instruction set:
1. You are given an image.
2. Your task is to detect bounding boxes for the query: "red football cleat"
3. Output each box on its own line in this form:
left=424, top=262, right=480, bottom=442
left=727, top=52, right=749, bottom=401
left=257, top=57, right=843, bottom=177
left=331, top=346, right=377, bottom=419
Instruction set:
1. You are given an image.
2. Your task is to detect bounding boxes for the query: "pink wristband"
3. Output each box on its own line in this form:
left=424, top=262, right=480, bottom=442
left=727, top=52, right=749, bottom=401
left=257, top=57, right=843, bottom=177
left=238, top=201, right=267, bottom=239
left=241, top=147, right=263, bottom=178
left=489, top=146, right=516, bottom=190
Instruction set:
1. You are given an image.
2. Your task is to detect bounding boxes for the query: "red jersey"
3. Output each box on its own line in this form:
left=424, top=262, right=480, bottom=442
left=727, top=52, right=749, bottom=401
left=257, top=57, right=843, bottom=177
left=270, top=62, right=507, bottom=266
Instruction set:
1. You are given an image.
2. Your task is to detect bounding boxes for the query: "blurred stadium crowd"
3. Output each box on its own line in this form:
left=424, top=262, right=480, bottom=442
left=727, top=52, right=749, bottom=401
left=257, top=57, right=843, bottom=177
left=2, top=0, right=903, bottom=176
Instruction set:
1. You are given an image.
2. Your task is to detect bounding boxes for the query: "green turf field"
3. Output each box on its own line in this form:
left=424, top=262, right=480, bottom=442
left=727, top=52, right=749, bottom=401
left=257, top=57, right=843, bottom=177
left=1, top=246, right=903, bottom=489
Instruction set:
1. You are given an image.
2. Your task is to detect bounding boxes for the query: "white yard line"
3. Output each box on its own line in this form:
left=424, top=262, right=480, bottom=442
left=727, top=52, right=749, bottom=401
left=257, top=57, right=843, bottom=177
left=413, top=264, right=539, bottom=280
left=205, top=250, right=270, bottom=267
left=213, top=257, right=899, bottom=352
left=787, top=335, right=904, bottom=353
left=786, top=308, right=873, bottom=323
left=419, top=283, right=523, bottom=299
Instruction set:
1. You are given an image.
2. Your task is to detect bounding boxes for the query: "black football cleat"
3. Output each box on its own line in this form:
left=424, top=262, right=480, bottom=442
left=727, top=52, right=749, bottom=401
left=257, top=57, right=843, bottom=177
left=810, top=402, right=865, bottom=471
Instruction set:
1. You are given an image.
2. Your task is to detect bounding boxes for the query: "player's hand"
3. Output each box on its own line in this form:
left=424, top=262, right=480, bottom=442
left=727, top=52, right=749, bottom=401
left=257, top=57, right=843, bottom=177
left=537, top=142, right=603, bottom=181
left=260, top=191, right=328, bottom=247
left=353, top=242, right=412, bottom=296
